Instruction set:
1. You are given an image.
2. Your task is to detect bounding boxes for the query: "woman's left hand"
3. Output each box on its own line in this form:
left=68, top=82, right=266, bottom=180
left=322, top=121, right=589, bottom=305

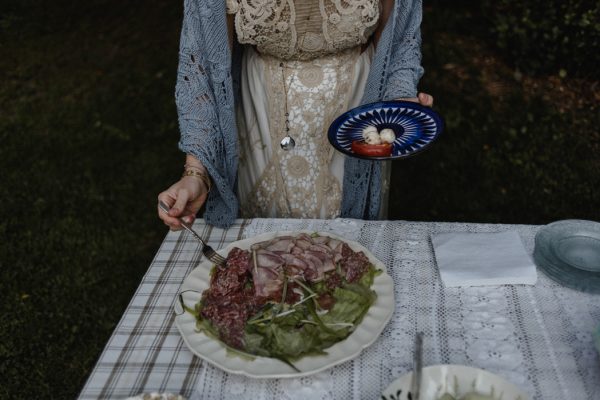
left=398, top=92, right=434, bottom=107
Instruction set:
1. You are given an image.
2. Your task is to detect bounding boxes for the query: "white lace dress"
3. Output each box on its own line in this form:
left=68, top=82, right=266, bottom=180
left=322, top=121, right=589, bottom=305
left=229, top=0, right=390, bottom=218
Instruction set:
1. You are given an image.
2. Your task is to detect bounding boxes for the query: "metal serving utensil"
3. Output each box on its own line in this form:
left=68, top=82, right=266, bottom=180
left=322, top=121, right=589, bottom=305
left=411, top=332, right=424, bottom=400
left=158, top=201, right=226, bottom=266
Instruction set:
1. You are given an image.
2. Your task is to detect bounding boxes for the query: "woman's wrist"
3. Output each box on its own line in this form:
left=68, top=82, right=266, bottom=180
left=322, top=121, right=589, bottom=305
left=183, top=154, right=211, bottom=192
left=182, top=173, right=212, bottom=193
left=184, top=154, right=206, bottom=172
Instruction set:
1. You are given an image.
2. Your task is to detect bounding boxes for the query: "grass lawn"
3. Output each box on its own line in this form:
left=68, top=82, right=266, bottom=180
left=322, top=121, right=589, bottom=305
left=0, top=0, right=598, bottom=398
left=391, top=3, right=599, bottom=223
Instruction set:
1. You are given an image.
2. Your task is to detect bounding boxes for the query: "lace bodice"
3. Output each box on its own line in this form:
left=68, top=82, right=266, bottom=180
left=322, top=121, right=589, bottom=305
left=226, top=0, right=380, bottom=60
left=176, top=0, right=424, bottom=226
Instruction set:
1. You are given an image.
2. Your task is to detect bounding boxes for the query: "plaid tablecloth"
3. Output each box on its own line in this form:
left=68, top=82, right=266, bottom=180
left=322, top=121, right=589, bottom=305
left=78, top=218, right=600, bottom=400
left=78, top=219, right=251, bottom=400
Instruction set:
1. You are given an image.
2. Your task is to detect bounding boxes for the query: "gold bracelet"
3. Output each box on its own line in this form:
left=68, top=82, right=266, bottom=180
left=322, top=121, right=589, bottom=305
left=182, top=169, right=212, bottom=192
left=183, top=163, right=204, bottom=171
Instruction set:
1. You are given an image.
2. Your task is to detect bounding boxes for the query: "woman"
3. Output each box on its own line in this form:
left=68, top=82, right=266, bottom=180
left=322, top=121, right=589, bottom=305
left=158, top=0, right=433, bottom=229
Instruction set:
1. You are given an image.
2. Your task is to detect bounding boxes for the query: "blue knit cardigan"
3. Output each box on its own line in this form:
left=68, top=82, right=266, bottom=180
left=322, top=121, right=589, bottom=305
left=176, top=0, right=424, bottom=227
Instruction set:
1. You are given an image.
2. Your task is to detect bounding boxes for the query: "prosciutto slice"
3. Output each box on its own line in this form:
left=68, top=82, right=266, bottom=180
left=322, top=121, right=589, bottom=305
left=303, top=253, right=325, bottom=281
left=326, top=238, right=341, bottom=250
left=246, top=234, right=372, bottom=298
left=251, top=249, right=284, bottom=298
left=279, top=253, right=309, bottom=278
left=251, top=236, right=296, bottom=253
left=307, top=250, right=336, bottom=273
left=295, top=239, right=312, bottom=250
left=308, top=243, right=333, bottom=254
left=252, top=265, right=283, bottom=298
left=255, top=249, right=284, bottom=268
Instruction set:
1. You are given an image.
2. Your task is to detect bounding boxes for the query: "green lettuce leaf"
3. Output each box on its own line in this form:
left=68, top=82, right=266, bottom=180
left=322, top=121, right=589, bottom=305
left=321, top=285, right=375, bottom=327
left=358, top=264, right=382, bottom=287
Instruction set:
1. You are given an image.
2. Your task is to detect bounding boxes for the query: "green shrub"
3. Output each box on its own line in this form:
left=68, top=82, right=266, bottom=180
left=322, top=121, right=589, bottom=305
left=482, top=0, right=600, bottom=77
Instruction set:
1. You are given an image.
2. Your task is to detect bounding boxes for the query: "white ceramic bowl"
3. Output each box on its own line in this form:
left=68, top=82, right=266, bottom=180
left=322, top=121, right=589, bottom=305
left=382, top=365, right=529, bottom=400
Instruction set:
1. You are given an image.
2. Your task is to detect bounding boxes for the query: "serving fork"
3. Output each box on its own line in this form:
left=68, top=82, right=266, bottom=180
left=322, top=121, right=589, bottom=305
left=411, top=331, right=424, bottom=400
left=158, top=201, right=227, bottom=266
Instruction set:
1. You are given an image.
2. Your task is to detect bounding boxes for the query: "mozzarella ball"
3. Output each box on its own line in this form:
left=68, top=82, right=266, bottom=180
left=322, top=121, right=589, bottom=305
left=380, top=128, right=396, bottom=143
left=362, top=125, right=378, bottom=139
left=364, top=131, right=382, bottom=145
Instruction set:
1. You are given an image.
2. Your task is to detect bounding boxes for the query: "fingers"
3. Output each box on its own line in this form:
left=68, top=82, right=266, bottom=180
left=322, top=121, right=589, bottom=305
left=399, top=97, right=419, bottom=103
left=157, top=174, right=209, bottom=231
left=157, top=191, right=186, bottom=230
left=157, top=185, right=202, bottom=231
left=396, top=93, right=434, bottom=107
left=182, top=214, right=196, bottom=225
left=170, top=189, right=190, bottom=218
left=418, top=92, right=434, bottom=107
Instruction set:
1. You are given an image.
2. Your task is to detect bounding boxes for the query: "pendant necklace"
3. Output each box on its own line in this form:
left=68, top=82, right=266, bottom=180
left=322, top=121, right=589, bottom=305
left=279, top=61, right=296, bottom=151
left=279, top=0, right=322, bottom=151
left=278, top=0, right=318, bottom=151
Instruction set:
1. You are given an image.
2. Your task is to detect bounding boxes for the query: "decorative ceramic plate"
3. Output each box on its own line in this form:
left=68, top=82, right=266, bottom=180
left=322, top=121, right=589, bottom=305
left=533, top=219, right=600, bottom=294
left=327, top=100, right=444, bottom=160
left=381, top=365, right=529, bottom=400
left=174, top=231, right=395, bottom=378
left=125, top=394, right=185, bottom=400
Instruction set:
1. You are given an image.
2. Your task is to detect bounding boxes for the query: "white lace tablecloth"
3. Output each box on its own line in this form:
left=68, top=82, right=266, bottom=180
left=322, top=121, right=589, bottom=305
left=78, top=218, right=600, bottom=400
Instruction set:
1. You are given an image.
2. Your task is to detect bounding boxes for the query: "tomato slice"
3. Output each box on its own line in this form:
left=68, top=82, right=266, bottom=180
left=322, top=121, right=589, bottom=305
left=350, top=140, right=393, bottom=157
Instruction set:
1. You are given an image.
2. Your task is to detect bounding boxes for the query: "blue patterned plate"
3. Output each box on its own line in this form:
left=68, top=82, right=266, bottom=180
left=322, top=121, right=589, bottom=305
left=327, top=100, right=444, bottom=160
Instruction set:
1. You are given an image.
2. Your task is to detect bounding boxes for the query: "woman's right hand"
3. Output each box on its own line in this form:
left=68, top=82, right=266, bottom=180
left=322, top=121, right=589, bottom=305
left=157, top=175, right=209, bottom=230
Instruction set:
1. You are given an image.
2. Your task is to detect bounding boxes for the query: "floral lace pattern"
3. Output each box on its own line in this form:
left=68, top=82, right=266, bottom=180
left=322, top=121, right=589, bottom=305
left=176, top=0, right=425, bottom=225
left=190, top=218, right=599, bottom=400
left=240, top=48, right=360, bottom=218
left=227, top=0, right=380, bottom=60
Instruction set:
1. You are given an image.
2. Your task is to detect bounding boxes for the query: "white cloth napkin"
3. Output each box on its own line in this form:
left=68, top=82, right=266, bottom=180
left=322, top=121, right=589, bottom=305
left=431, top=231, right=537, bottom=287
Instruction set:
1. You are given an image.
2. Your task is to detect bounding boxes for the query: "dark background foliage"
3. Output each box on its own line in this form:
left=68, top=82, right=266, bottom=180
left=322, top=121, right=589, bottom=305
left=482, top=0, right=600, bottom=77
left=0, top=0, right=598, bottom=398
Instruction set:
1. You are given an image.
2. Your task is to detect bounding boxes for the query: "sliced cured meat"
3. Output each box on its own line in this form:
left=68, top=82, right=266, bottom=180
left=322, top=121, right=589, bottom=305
left=225, top=247, right=252, bottom=275
left=340, top=242, right=355, bottom=258
left=295, top=239, right=312, bottom=250
left=305, top=250, right=336, bottom=273
left=265, top=238, right=295, bottom=253
left=303, top=253, right=325, bottom=281
left=197, top=233, right=376, bottom=353
left=279, top=253, right=309, bottom=269
left=308, top=243, right=333, bottom=254
left=311, top=236, right=330, bottom=245
left=255, top=249, right=284, bottom=269
left=291, top=246, right=304, bottom=255
left=251, top=236, right=296, bottom=253
left=251, top=263, right=283, bottom=298
left=326, top=238, right=341, bottom=250
left=332, top=242, right=344, bottom=263
left=210, top=265, right=247, bottom=297
left=250, top=249, right=285, bottom=298
left=338, top=243, right=371, bottom=283
left=325, top=272, right=343, bottom=290
left=296, top=233, right=314, bottom=243
left=209, top=248, right=251, bottom=297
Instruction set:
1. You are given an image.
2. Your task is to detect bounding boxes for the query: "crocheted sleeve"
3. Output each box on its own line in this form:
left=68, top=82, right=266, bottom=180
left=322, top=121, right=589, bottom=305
left=175, top=0, right=239, bottom=227
left=383, top=0, right=425, bottom=100
left=176, top=0, right=219, bottom=155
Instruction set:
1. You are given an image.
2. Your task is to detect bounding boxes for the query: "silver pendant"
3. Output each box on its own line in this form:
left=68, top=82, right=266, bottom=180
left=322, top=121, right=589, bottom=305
left=280, top=135, right=296, bottom=151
